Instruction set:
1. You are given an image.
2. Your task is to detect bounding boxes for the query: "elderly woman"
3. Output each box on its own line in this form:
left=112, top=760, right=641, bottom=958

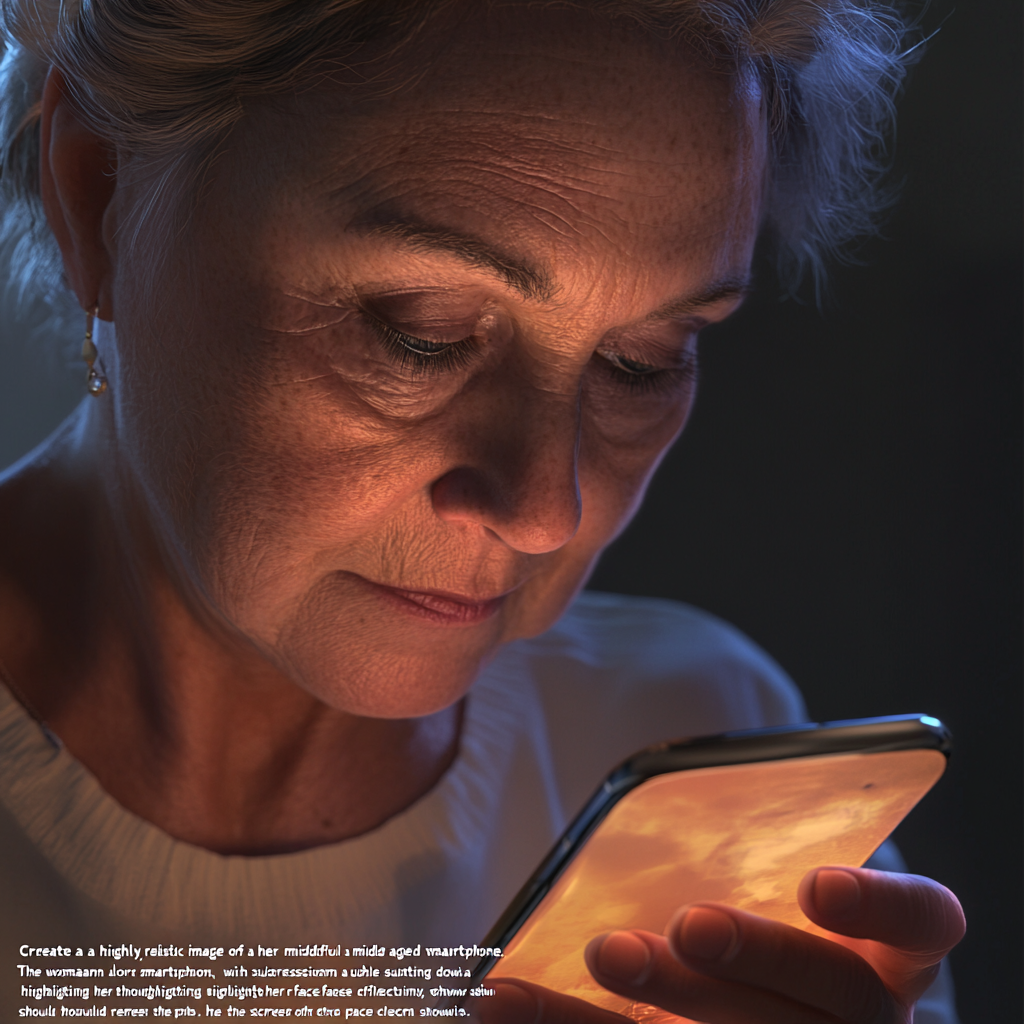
left=0, top=1, right=964, bottom=1021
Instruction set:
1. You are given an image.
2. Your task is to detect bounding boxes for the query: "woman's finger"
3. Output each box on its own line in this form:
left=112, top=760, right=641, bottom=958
left=586, top=928, right=880, bottom=1024
left=661, top=905, right=903, bottom=1022
left=798, top=867, right=965, bottom=995
left=799, top=867, right=966, bottom=954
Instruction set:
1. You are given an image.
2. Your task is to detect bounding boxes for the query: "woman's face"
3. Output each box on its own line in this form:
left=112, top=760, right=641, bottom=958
left=105, top=9, right=766, bottom=716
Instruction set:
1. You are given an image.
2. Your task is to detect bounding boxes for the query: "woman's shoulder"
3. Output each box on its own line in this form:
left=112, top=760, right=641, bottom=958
left=516, top=589, right=806, bottom=731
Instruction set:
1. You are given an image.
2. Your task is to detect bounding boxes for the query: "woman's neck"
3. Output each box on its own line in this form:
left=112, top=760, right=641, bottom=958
left=0, top=409, right=462, bottom=855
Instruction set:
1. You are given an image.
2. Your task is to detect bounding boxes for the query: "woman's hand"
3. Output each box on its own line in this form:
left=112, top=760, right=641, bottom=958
left=480, top=866, right=965, bottom=1024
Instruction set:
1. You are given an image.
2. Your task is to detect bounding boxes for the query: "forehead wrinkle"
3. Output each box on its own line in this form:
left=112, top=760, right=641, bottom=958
left=404, top=120, right=707, bottom=185
left=329, top=156, right=617, bottom=255
left=408, top=111, right=644, bottom=158
left=318, top=109, right=706, bottom=193
left=393, top=145, right=740, bottom=230
left=461, top=143, right=691, bottom=203
left=403, top=153, right=671, bottom=233
left=310, top=104, right=742, bottom=230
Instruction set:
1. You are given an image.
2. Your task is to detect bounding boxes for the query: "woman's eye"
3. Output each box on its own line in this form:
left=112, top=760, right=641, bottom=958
left=595, top=347, right=699, bottom=396
left=388, top=330, right=448, bottom=357
left=598, top=350, right=661, bottom=376
left=367, top=317, right=477, bottom=375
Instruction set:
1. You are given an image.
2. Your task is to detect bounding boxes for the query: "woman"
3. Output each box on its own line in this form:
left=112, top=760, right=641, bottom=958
left=0, top=1, right=964, bottom=1022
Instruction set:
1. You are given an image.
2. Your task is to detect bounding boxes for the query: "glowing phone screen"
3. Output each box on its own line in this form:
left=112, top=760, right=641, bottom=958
left=487, top=747, right=946, bottom=1019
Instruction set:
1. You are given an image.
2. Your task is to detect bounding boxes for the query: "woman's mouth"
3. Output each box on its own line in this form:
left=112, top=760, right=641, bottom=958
left=364, top=579, right=509, bottom=625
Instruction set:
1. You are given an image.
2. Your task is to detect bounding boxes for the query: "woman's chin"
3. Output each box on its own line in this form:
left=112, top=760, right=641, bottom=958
left=273, top=626, right=493, bottom=719
left=298, top=665, right=476, bottom=719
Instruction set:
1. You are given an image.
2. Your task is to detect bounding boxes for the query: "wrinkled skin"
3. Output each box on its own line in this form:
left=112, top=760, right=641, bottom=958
left=0, top=5, right=963, bottom=1022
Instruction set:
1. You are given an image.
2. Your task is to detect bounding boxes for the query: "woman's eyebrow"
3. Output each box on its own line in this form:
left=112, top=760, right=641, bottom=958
left=350, top=214, right=748, bottom=317
left=644, top=277, right=752, bottom=321
left=352, top=215, right=554, bottom=302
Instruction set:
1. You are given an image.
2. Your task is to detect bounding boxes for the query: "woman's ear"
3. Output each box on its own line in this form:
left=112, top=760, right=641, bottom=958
left=38, top=68, right=118, bottom=318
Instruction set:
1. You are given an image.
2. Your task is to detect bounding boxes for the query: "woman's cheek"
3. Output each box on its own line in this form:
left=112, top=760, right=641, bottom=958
left=581, top=399, right=690, bottom=507
left=582, top=370, right=696, bottom=449
left=174, top=442, right=368, bottom=621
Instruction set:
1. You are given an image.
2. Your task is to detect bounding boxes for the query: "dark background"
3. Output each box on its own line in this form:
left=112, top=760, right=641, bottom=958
left=1, top=2, right=1019, bottom=1021
left=589, top=2, right=1022, bottom=1019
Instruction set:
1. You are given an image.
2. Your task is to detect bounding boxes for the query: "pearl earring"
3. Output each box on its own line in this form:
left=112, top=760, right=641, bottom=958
left=82, top=306, right=108, bottom=396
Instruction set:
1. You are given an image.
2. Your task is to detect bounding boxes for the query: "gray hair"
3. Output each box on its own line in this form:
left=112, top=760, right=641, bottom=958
left=0, top=0, right=918, bottom=314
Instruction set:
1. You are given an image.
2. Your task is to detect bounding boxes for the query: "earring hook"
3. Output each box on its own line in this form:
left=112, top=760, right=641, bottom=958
left=82, top=305, right=108, bottom=396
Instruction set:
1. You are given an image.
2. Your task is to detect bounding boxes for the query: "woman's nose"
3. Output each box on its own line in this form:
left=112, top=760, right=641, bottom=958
left=430, top=385, right=583, bottom=555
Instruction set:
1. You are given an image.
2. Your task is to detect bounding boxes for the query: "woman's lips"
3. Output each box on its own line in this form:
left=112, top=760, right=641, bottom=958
left=365, top=579, right=508, bottom=625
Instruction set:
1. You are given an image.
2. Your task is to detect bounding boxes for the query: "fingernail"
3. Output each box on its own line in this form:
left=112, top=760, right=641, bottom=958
left=813, top=868, right=862, bottom=921
left=587, top=931, right=652, bottom=985
left=673, top=906, right=739, bottom=963
left=477, top=983, right=539, bottom=1024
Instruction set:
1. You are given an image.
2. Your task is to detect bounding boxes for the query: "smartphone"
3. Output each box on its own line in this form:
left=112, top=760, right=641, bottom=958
left=467, top=714, right=950, bottom=1019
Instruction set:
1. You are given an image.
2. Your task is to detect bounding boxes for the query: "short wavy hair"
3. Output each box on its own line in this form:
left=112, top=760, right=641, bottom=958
left=0, top=0, right=917, bottom=313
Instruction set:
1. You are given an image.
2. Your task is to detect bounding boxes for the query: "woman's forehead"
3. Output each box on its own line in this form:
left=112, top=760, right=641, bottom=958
left=305, top=7, right=765, bottom=170
left=228, top=12, right=766, bottom=285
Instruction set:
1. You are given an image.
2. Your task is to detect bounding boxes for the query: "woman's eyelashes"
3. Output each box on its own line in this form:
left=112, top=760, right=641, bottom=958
left=595, top=346, right=699, bottom=396
left=365, top=316, right=478, bottom=375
